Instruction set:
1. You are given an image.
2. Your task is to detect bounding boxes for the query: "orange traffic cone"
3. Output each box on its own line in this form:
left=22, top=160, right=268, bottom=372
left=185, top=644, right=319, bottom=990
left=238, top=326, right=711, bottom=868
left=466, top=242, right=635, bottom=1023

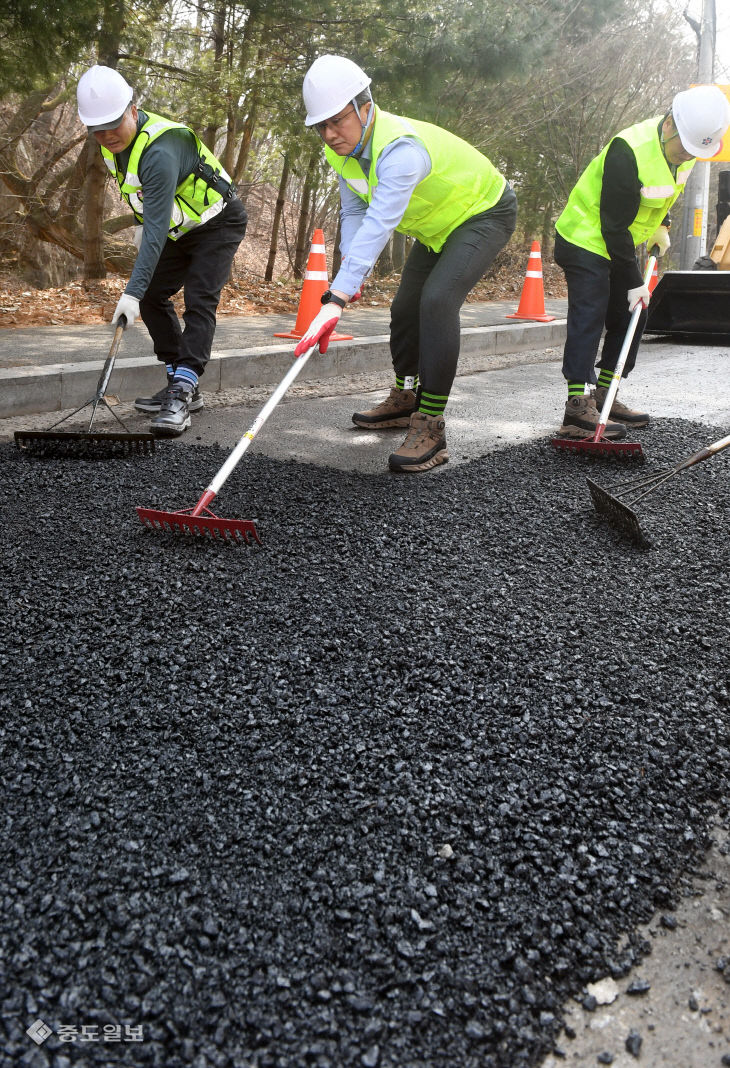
left=274, top=228, right=353, bottom=341
left=506, top=241, right=556, bottom=323
left=648, top=257, right=659, bottom=294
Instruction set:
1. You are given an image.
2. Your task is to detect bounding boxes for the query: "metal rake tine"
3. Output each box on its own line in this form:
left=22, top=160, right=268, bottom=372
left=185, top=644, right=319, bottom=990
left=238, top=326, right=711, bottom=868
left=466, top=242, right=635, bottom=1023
left=586, top=477, right=652, bottom=548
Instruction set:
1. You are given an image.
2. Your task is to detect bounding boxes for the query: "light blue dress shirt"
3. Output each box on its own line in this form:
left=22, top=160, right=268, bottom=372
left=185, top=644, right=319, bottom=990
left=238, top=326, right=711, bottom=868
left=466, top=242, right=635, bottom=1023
left=330, top=132, right=432, bottom=296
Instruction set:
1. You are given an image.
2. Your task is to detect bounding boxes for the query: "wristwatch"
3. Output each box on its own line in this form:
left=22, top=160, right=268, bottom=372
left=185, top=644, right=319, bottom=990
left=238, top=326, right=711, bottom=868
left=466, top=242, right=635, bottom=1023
left=321, top=290, right=347, bottom=309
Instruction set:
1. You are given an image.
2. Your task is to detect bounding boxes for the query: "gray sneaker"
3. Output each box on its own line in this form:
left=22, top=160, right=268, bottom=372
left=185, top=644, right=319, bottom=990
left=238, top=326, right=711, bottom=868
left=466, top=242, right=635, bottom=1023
left=558, top=395, right=626, bottom=440
left=353, top=387, right=417, bottom=429
left=135, top=375, right=203, bottom=413
left=151, top=385, right=193, bottom=436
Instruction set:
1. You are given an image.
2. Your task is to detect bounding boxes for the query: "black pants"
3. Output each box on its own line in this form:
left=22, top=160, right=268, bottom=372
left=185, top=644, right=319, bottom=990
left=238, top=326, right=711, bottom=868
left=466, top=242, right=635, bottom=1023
left=140, top=197, right=247, bottom=377
left=554, top=230, right=647, bottom=384
left=389, top=185, right=517, bottom=400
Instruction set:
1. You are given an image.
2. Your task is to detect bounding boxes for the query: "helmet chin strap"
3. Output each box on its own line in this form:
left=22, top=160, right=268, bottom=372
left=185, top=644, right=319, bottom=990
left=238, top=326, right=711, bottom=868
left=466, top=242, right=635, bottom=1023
left=660, top=115, right=681, bottom=167
left=345, top=98, right=374, bottom=161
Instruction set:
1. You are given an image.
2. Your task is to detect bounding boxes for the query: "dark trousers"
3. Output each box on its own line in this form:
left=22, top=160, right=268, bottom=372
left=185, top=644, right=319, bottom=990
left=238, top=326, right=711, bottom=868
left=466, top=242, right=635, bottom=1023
left=389, top=185, right=517, bottom=399
left=554, top=230, right=647, bottom=384
left=140, top=197, right=247, bottom=377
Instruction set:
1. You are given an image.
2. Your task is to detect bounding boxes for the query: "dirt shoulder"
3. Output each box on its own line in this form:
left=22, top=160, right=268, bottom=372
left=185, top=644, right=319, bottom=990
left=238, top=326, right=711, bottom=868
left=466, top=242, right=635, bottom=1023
left=540, top=826, right=730, bottom=1068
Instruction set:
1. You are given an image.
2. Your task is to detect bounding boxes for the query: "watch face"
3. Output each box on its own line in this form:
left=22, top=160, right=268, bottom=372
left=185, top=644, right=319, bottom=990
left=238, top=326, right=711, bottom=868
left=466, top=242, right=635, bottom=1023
left=321, top=291, right=332, bottom=304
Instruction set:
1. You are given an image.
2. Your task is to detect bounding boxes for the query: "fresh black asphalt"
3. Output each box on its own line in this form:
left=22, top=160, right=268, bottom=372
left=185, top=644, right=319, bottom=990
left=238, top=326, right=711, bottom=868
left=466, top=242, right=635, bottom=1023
left=2, top=414, right=729, bottom=1067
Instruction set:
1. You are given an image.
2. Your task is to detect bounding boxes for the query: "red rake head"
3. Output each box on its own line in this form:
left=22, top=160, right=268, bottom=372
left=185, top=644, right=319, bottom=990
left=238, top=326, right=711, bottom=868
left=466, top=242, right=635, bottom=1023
left=136, top=505, right=261, bottom=545
left=551, top=437, right=644, bottom=461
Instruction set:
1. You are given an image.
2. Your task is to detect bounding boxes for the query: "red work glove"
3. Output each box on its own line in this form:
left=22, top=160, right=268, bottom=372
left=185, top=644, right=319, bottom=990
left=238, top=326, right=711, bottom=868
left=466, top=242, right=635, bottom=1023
left=293, top=304, right=343, bottom=357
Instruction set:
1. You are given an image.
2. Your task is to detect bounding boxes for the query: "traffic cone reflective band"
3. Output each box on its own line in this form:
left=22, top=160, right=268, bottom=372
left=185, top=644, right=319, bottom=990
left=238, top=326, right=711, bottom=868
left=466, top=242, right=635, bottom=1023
left=274, top=228, right=353, bottom=341
left=648, top=257, right=659, bottom=293
left=506, top=241, right=556, bottom=323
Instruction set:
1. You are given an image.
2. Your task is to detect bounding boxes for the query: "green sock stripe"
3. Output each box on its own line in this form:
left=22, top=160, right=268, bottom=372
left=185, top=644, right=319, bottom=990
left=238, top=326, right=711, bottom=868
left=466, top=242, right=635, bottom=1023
left=395, top=374, right=419, bottom=391
left=597, top=369, right=614, bottom=388
left=567, top=381, right=587, bottom=397
left=419, top=391, right=448, bottom=416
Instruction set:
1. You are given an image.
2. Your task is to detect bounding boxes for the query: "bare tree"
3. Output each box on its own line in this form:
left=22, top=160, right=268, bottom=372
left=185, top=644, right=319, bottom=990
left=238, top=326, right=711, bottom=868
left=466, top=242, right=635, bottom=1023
left=265, top=152, right=289, bottom=280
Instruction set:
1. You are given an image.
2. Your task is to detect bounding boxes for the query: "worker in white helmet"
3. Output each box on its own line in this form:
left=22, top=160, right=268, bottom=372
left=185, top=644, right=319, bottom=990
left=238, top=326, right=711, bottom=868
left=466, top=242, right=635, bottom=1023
left=296, top=55, right=517, bottom=473
left=553, top=84, right=730, bottom=442
left=76, top=65, right=248, bottom=437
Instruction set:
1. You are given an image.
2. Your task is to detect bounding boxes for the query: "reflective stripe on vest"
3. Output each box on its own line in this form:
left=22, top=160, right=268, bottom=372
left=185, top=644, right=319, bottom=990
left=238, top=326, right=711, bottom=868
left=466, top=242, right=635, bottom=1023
left=101, top=111, right=232, bottom=240
left=325, top=108, right=506, bottom=253
left=556, top=116, right=694, bottom=258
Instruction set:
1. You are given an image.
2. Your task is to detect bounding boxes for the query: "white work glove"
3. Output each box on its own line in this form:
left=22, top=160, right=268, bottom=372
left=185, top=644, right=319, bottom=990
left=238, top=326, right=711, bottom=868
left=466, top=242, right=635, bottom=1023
left=646, top=225, right=670, bottom=257
left=293, top=304, right=343, bottom=357
left=627, top=284, right=651, bottom=313
left=112, top=293, right=140, bottom=326
left=132, top=225, right=144, bottom=252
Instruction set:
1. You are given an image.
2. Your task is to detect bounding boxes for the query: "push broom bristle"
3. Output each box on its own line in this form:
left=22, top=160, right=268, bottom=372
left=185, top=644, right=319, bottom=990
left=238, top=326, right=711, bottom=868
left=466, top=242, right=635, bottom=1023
left=15, top=431, right=155, bottom=459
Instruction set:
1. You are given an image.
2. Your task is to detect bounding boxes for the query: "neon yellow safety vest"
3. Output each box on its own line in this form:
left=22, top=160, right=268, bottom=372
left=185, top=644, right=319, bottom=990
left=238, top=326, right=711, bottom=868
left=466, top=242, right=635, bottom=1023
left=324, top=107, right=506, bottom=253
left=556, top=116, right=694, bottom=258
left=100, top=111, right=233, bottom=240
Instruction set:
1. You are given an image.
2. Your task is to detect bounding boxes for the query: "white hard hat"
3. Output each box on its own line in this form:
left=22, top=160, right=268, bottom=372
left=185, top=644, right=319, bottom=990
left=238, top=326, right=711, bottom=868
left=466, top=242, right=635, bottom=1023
left=672, top=84, right=730, bottom=158
left=77, top=64, right=133, bottom=130
left=303, top=55, right=371, bottom=126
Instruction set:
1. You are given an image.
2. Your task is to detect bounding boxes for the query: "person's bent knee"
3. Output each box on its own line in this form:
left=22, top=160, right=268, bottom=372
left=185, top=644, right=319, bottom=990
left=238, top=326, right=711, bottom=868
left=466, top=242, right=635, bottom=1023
left=419, top=288, right=457, bottom=323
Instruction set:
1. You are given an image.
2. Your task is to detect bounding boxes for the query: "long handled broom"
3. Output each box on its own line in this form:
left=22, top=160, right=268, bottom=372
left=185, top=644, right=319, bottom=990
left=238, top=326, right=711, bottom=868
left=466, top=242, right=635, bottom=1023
left=587, top=430, right=730, bottom=547
left=136, top=345, right=320, bottom=544
left=552, top=254, right=657, bottom=461
left=14, top=315, right=155, bottom=459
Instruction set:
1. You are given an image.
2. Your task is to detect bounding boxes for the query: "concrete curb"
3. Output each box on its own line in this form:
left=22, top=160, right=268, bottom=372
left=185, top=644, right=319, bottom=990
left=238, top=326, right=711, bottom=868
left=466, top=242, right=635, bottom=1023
left=0, top=319, right=566, bottom=419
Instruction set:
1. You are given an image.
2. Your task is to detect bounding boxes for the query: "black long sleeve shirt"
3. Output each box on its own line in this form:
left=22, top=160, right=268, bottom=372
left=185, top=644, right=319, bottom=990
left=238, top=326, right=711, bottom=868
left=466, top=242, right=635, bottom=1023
left=599, top=122, right=672, bottom=289
left=114, top=110, right=200, bottom=299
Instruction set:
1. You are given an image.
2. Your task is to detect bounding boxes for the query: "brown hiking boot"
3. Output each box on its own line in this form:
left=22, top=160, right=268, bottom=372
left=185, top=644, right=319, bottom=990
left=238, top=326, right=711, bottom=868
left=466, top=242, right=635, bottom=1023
left=388, top=412, right=449, bottom=473
left=557, top=395, right=627, bottom=440
left=353, top=387, right=417, bottom=429
left=594, top=386, right=650, bottom=427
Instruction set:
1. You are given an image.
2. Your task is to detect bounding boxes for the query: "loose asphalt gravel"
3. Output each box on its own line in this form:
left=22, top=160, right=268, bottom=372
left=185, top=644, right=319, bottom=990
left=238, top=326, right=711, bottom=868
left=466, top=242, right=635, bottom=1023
left=2, top=417, right=729, bottom=1068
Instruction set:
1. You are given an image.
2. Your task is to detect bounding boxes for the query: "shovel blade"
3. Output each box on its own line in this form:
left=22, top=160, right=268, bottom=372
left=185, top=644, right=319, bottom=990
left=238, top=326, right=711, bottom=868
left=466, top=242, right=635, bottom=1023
left=552, top=436, right=644, bottom=460
left=586, top=477, right=651, bottom=548
left=136, top=505, right=261, bottom=545
left=15, top=430, right=155, bottom=459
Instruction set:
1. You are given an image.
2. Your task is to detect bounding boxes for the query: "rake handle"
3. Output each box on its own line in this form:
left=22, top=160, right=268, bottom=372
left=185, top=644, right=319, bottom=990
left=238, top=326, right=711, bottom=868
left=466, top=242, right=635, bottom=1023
left=87, top=316, right=127, bottom=432
left=192, top=489, right=216, bottom=518
left=190, top=345, right=318, bottom=517
left=593, top=254, right=656, bottom=444
left=98, top=317, right=127, bottom=396
left=620, top=430, right=730, bottom=508
left=672, top=432, right=730, bottom=473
